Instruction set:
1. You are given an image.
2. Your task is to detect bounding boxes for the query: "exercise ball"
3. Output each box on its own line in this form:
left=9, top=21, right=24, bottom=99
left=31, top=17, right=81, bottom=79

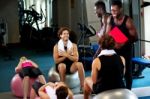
left=48, top=67, right=80, bottom=89
left=65, top=71, right=80, bottom=89
left=48, top=67, right=60, bottom=82
left=48, top=67, right=80, bottom=88
left=11, top=74, right=37, bottom=97
left=73, top=94, right=84, bottom=99
left=93, top=89, right=138, bottom=99
left=73, top=94, right=94, bottom=99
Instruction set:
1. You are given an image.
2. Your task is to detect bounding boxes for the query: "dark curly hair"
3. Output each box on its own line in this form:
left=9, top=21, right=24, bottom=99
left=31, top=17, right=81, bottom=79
left=56, top=86, right=69, bottom=99
left=99, top=34, right=115, bottom=50
left=57, top=27, right=71, bottom=38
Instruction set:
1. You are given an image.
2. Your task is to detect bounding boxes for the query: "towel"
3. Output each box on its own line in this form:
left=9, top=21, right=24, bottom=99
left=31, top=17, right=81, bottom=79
left=98, top=49, right=116, bottom=57
left=45, top=86, right=57, bottom=99
left=45, top=85, right=69, bottom=99
left=58, top=39, right=73, bottom=53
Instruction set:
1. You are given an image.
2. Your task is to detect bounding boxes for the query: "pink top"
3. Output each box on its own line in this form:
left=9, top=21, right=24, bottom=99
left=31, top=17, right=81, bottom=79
left=22, top=60, right=33, bottom=68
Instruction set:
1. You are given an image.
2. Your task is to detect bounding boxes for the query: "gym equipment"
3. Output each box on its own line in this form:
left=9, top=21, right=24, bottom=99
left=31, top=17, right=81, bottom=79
left=93, top=89, right=138, bottom=99
left=48, top=67, right=80, bottom=94
left=77, top=23, right=96, bottom=45
left=132, top=57, right=150, bottom=78
left=77, top=23, right=98, bottom=71
left=11, top=74, right=37, bottom=97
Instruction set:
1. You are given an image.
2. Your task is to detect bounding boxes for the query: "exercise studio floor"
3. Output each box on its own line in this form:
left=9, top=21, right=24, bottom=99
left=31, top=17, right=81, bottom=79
left=0, top=45, right=150, bottom=99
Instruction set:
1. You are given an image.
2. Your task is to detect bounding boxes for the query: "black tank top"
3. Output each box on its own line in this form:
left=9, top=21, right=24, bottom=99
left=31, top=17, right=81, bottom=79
left=96, top=54, right=125, bottom=90
left=110, top=15, right=130, bottom=38
left=110, top=15, right=132, bottom=56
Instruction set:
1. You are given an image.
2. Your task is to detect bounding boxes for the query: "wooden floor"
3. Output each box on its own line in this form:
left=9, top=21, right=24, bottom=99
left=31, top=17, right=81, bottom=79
left=1, top=87, right=150, bottom=99
left=0, top=92, right=22, bottom=99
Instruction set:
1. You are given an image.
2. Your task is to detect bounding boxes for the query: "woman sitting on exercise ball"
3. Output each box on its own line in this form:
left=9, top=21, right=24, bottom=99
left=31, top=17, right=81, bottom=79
left=84, top=34, right=126, bottom=99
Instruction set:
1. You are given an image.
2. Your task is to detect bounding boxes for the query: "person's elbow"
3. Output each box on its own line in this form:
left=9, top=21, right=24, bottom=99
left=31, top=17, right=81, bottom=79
left=74, top=57, right=79, bottom=62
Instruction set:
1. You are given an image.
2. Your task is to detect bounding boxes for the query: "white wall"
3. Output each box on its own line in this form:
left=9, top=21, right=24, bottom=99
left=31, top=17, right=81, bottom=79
left=57, top=0, right=70, bottom=27
left=143, top=0, right=150, bottom=55
left=85, top=0, right=110, bottom=44
left=56, top=0, right=88, bottom=43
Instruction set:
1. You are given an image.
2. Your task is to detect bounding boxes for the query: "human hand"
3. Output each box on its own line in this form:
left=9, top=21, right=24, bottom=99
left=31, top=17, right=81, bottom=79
left=115, top=42, right=125, bottom=49
left=15, top=67, right=21, bottom=73
left=67, top=48, right=73, bottom=55
left=59, top=50, right=68, bottom=57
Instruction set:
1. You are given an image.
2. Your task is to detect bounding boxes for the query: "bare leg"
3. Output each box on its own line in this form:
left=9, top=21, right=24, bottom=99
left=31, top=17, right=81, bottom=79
left=71, top=62, right=85, bottom=88
left=58, top=63, right=66, bottom=82
left=30, top=88, right=37, bottom=99
left=23, top=76, right=29, bottom=99
left=77, top=62, right=85, bottom=88
left=38, top=75, right=46, bottom=84
left=84, top=77, right=93, bottom=99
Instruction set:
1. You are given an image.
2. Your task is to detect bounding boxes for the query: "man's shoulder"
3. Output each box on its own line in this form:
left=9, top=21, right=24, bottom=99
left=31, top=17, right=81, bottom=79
left=106, top=13, right=111, bottom=16
left=104, top=13, right=111, bottom=18
left=72, top=43, right=77, bottom=47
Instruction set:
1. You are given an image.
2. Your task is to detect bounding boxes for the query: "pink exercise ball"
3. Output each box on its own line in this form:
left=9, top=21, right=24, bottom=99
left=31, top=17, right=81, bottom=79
left=11, top=74, right=37, bottom=97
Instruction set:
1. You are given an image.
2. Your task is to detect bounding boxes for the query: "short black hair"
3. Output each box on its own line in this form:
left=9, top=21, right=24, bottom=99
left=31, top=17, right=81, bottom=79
left=56, top=86, right=68, bottom=99
left=95, top=0, right=106, bottom=11
left=111, top=0, right=122, bottom=8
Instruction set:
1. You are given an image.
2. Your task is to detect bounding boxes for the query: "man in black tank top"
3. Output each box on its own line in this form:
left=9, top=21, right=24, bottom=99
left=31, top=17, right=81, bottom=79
left=106, top=1, right=138, bottom=90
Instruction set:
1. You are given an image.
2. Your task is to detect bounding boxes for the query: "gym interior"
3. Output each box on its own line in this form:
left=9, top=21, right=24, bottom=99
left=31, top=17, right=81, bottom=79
left=0, top=0, right=150, bottom=99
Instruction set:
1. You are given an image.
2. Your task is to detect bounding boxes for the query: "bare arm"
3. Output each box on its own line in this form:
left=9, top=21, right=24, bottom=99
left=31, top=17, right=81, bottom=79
left=15, top=61, right=22, bottom=73
left=30, top=60, right=38, bottom=68
left=38, top=91, right=50, bottom=99
left=91, top=58, right=101, bottom=84
left=39, top=82, right=55, bottom=91
left=38, top=82, right=55, bottom=99
left=120, top=56, right=126, bottom=75
left=68, top=88, right=73, bottom=99
left=66, top=44, right=79, bottom=62
left=105, top=16, right=112, bottom=35
left=53, top=44, right=66, bottom=64
left=126, top=17, right=138, bottom=43
left=53, top=44, right=78, bottom=64
left=103, top=14, right=111, bottom=34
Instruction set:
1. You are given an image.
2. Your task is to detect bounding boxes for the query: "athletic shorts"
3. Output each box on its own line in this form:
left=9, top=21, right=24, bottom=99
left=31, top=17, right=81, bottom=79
left=56, top=58, right=73, bottom=74
left=32, top=81, right=44, bottom=96
left=19, top=67, right=42, bottom=78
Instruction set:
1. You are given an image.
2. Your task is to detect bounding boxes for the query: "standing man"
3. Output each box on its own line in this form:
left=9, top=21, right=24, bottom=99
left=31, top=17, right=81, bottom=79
left=95, top=0, right=110, bottom=38
left=106, top=0, right=138, bottom=90
left=93, top=0, right=111, bottom=58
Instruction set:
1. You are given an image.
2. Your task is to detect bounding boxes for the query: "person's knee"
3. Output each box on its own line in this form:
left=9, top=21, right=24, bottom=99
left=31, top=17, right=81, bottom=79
left=84, top=78, right=91, bottom=91
left=84, top=83, right=91, bottom=94
left=58, top=63, right=66, bottom=72
left=24, top=76, right=30, bottom=80
left=76, top=62, right=84, bottom=69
